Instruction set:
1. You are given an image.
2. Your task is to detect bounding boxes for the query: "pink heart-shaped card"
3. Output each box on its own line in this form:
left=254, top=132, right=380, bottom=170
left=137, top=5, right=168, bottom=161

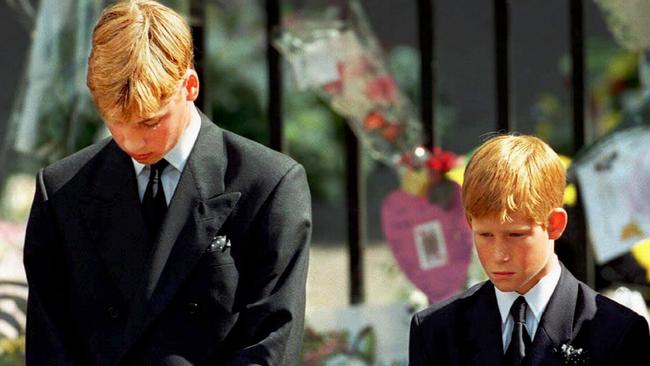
left=381, top=183, right=473, bottom=304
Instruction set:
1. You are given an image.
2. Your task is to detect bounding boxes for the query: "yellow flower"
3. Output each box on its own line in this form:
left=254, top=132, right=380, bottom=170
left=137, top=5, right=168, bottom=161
left=400, top=168, right=430, bottom=197
left=0, top=336, right=25, bottom=356
left=631, top=239, right=650, bottom=283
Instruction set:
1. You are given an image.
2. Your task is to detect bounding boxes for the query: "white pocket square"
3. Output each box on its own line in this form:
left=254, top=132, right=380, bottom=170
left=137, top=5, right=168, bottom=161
left=208, top=235, right=231, bottom=252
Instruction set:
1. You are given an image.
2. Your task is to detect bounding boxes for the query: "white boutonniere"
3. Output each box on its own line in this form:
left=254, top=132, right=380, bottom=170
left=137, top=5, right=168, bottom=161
left=557, top=343, right=589, bottom=365
left=208, top=235, right=231, bottom=252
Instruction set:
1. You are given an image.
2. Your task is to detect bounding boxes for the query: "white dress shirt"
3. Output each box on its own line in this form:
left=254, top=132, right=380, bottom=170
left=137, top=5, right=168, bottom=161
left=494, top=257, right=562, bottom=353
left=132, top=105, right=201, bottom=204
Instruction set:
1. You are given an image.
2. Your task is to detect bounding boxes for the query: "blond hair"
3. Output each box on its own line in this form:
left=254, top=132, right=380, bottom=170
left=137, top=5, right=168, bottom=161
left=462, top=134, right=566, bottom=225
left=87, top=0, right=193, bottom=122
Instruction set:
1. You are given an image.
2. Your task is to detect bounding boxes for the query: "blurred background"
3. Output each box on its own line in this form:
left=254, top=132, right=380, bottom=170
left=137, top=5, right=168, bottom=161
left=1, top=0, right=650, bottom=364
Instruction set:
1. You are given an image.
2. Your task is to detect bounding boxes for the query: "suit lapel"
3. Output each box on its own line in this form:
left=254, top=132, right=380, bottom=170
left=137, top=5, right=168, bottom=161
left=120, top=114, right=241, bottom=359
left=452, top=264, right=594, bottom=366
left=464, top=282, right=505, bottom=366
left=526, top=264, right=583, bottom=366
left=79, top=141, right=150, bottom=303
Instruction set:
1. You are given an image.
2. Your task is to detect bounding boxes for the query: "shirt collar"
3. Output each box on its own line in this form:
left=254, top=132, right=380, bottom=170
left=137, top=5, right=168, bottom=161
left=132, top=104, right=202, bottom=175
left=494, top=256, right=562, bottom=325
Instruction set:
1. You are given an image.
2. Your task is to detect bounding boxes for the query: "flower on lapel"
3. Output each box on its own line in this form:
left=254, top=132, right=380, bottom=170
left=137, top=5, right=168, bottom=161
left=208, top=235, right=231, bottom=252
left=557, top=343, right=589, bottom=365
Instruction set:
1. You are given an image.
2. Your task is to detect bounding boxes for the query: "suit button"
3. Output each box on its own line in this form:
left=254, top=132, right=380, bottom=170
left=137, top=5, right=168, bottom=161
left=185, top=302, right=199, bottom=315
left=107, top=306, right=120, bottom=319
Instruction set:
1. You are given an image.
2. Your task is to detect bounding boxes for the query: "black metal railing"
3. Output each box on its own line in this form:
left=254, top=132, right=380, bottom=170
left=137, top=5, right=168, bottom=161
left=491, top=0, right=592, bottom=287
left=266, top=0, right=285, bottom=152
left=191, top=0, right=593, bottom=304
left=418, top=0, right=435, bottom=148
left=568, top=0, right=594, bottom=287
left=190, top=0, right=206, bottom=111
left=494, top=0, right=511, bottom=132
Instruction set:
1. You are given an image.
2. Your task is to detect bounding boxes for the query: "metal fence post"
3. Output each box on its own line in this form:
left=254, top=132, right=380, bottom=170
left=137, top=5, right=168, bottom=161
left=266, top=0, right=284, bottom=152
left=190, top=0, right=206, bottom=111
left=494, top=0, right=511, bottom=131
left=418, top=0, right=435, bottom=148
left=569, top=0, right=595, bottom=288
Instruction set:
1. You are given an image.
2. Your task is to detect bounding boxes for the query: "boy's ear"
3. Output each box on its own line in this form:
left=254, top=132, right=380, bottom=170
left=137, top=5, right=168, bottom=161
left=184, top=69, right=200, bottom=102
left=547, top=208, right=568, bottom=240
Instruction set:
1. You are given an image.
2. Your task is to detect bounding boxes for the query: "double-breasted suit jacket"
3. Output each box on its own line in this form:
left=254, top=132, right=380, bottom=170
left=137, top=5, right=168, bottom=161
left=409, top=264, right=650, bottom=365
left=23, top=114, right=312, bottom=365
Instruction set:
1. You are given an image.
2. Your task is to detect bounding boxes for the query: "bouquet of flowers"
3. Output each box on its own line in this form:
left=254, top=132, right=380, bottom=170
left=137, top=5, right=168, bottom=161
left=273, top=2, right=422, bottom=166
left=273, top=2, right=465, bottom=200
left=301, top=326, right=376, bottom=366
left=274, top=2, right=473, bottom=305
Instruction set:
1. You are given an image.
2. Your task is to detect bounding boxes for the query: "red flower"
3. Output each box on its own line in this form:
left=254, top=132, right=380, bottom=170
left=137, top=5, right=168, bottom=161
left=323, top=80, right=342, bottom=94
left=426, top=147, right=458, bottom=174
left=365, top=75, right=397, bottom=104
left=608, top=79, right=628, bottom=95
left=381, top=123, right=402, bottom=143
left=363, top=111, right=386, bottom=130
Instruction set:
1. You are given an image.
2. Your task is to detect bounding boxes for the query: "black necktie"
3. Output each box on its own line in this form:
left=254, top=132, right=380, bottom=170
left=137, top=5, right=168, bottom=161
left=142, top=159, right=169, bottom=239
left=505, top=296, right=532, bottom=365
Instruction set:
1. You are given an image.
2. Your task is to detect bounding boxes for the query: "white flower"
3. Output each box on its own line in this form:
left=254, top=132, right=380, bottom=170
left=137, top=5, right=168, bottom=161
left=558, top=343, right=589, bottom=365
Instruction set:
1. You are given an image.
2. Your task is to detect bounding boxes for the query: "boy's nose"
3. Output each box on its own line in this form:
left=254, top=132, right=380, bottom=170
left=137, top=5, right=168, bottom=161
left=123, top=134, right=146, bottom=153
left=495, top=241, right=511, bottom=261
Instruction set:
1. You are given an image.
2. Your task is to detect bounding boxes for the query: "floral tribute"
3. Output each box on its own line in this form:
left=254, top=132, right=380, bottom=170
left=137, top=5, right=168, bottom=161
left=273, top=3, right=422, bottom=166
left=273, top=3, right=462, bottom=201
left=274, top=3, right=473, bottom=304
left=398, top=146, right=460, bottom=202
left=301, top=326, right=377, bottom=366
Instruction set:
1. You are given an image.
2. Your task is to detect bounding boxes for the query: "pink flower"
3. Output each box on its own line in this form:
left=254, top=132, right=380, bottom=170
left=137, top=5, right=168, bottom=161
left=365, top=75, right=397, bottom=104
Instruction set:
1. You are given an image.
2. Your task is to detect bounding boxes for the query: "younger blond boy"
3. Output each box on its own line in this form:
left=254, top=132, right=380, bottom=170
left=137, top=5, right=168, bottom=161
left=409, top=135, right=649, bottom=365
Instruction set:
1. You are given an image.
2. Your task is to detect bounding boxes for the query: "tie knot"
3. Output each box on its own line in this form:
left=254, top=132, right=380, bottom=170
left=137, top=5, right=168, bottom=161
left=510, top=296, right=528, bottom=324
left=150, top=159, right=169, bottom=174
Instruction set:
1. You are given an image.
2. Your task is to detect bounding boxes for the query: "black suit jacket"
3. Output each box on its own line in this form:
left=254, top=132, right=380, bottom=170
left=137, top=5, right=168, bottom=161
left=23, top=114, right=312, bottom=365
left=409, top=264, right=650, bottom=365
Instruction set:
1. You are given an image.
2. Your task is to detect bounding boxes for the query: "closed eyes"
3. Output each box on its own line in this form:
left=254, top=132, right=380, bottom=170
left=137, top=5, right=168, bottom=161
left=140, top=118, right=161, bottom=128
